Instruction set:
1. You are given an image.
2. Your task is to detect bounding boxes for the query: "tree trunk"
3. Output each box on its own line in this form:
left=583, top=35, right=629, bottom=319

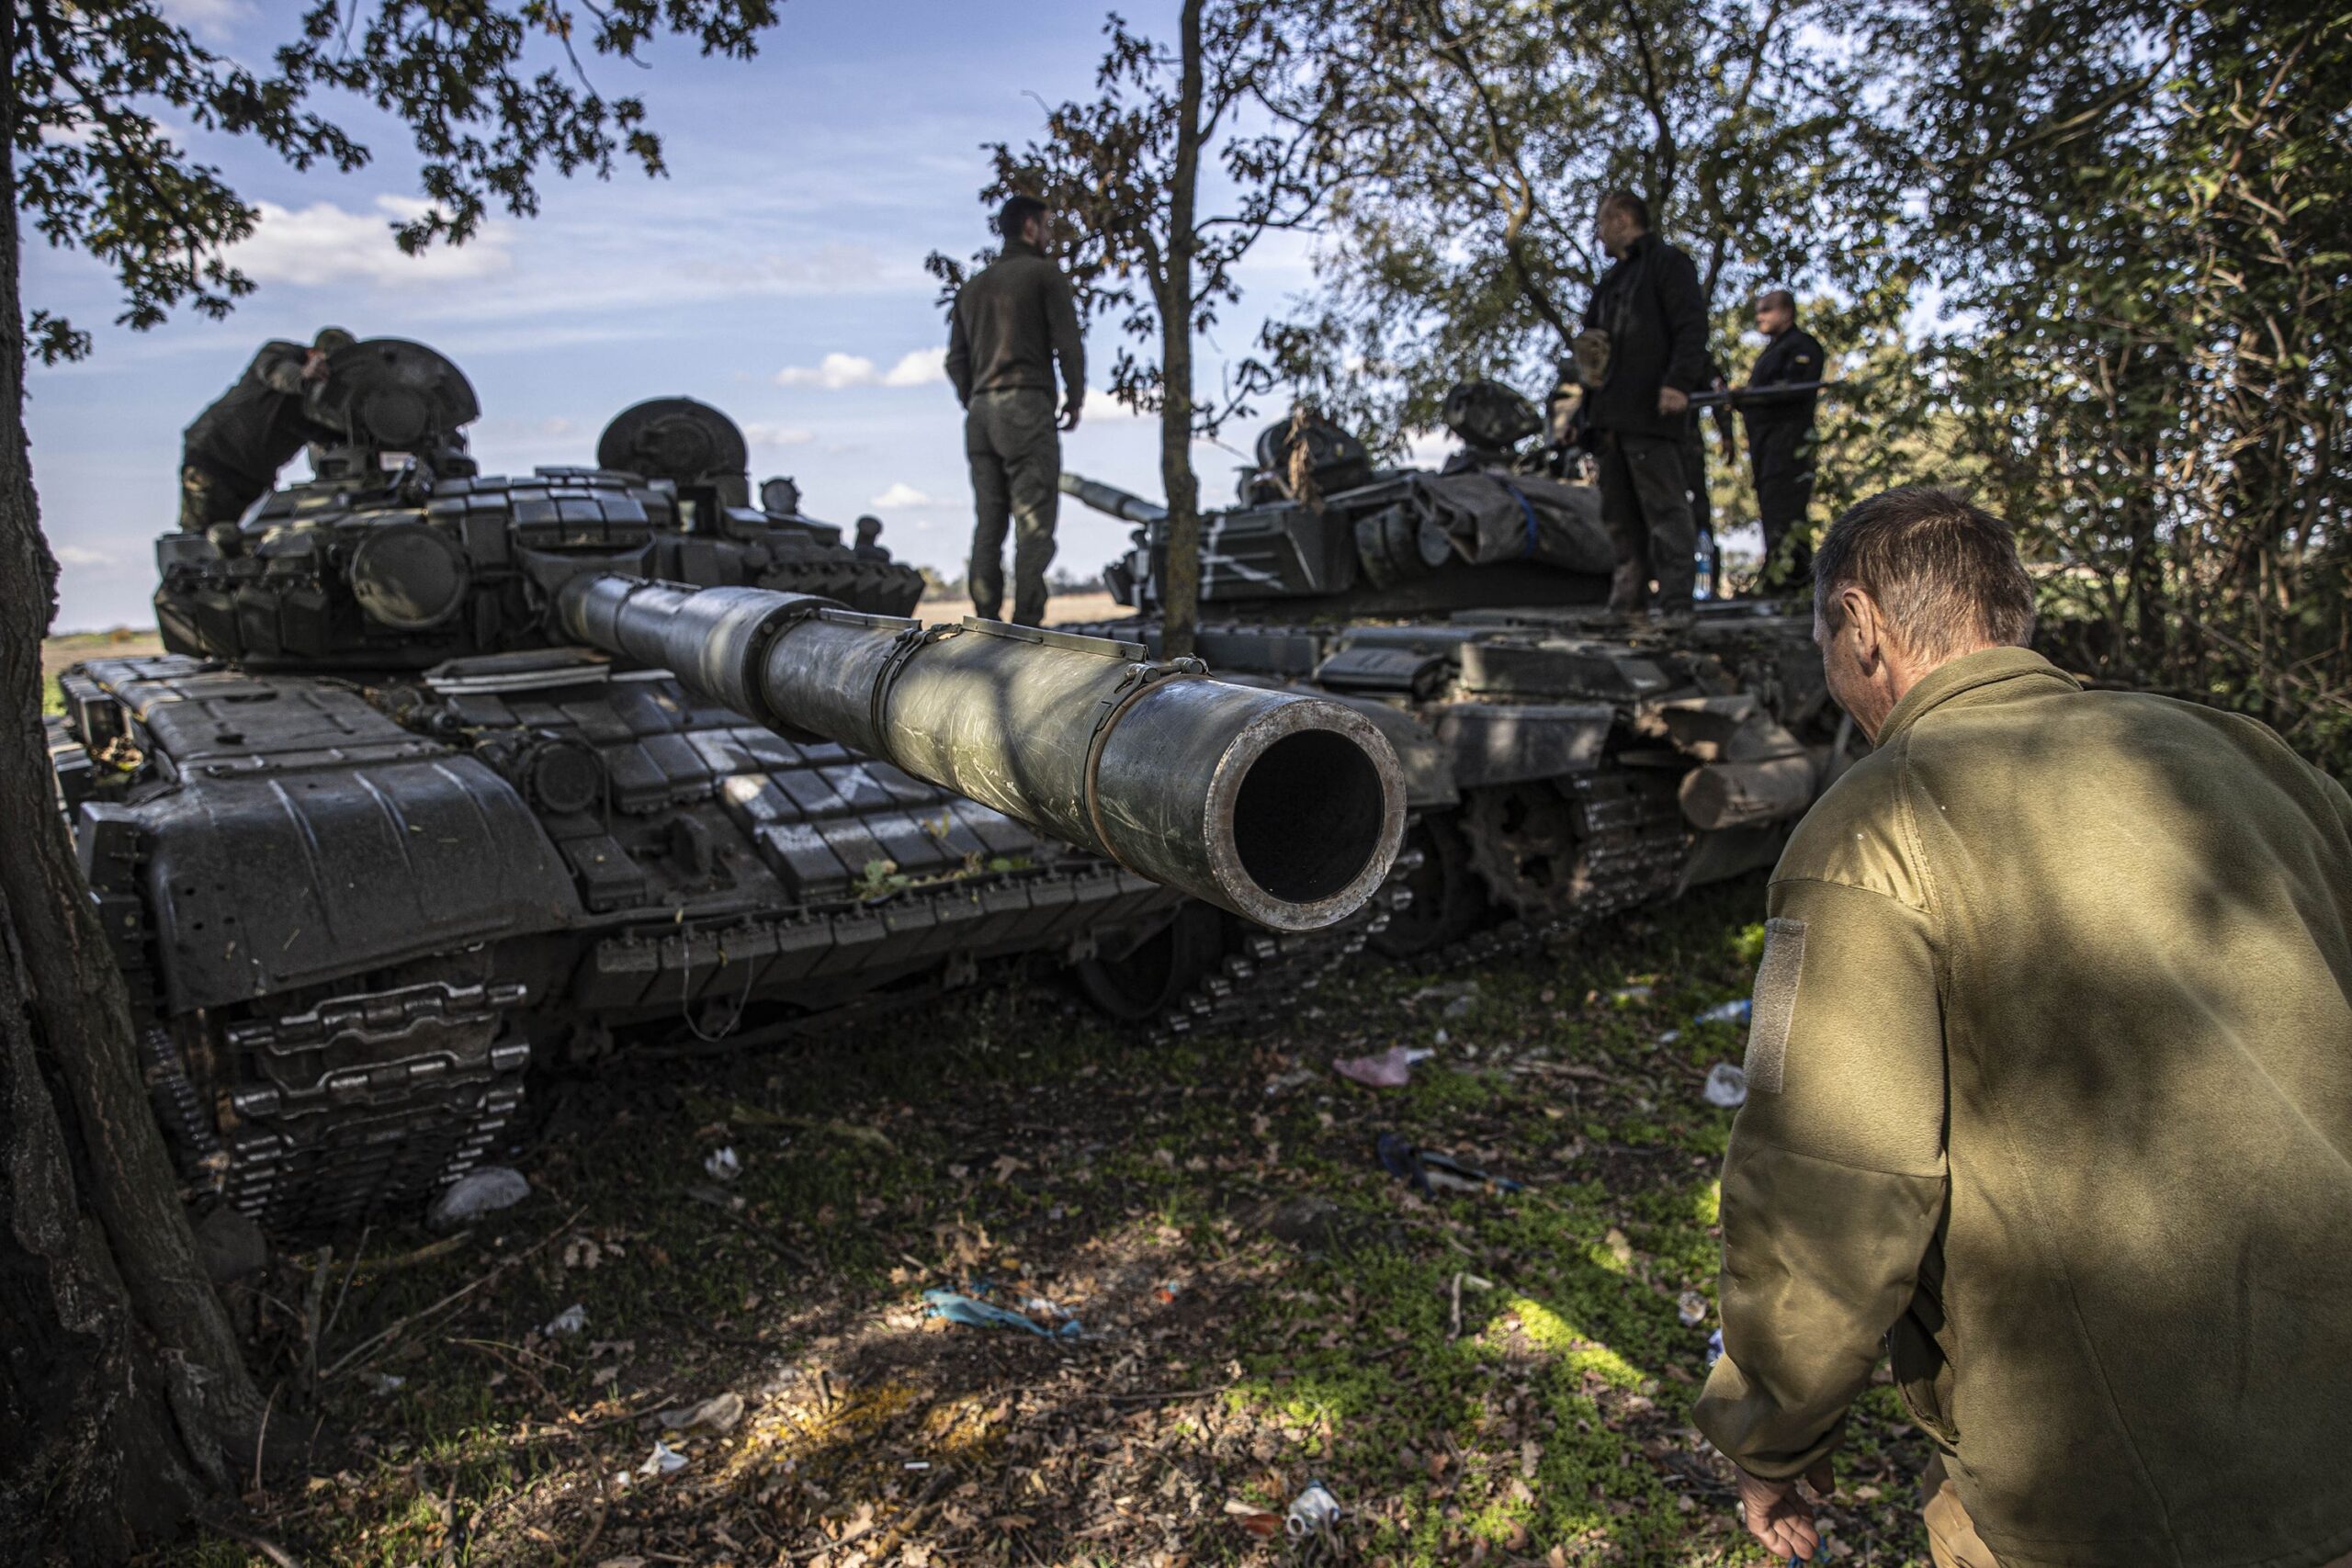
left=1157, top=0, right=1206, bottom=661
left=0, top=6, right=267, bottom=1547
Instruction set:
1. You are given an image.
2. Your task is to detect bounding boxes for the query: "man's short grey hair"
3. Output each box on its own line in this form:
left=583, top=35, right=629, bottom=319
left=1814, top=486, right=2037, bottom=658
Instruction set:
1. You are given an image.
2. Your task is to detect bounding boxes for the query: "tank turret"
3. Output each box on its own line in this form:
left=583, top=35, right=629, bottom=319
left=152, top=355, right=927, bottom=671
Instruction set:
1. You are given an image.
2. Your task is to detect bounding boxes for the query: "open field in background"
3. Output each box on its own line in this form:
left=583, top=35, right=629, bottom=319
left=168, top=877, right=1937, bottom=1567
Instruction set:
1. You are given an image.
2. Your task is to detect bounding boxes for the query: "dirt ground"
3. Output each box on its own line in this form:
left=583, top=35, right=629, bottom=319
left=167, top=879, right=1939, bottom=1568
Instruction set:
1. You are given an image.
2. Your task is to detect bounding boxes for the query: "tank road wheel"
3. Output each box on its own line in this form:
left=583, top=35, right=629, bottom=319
left=1462, top=780, right=1591, bottom=920
left=1073, top=903, right=1225, bottom=1020
left=1369, top=816, right=1493, bottom=959
left=1459, top=771, right=1690, bottom=923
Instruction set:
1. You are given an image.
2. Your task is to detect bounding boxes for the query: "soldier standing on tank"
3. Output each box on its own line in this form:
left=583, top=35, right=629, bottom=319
left=180, top=327, right=354, bottom=532
left=1579, top=191, right=1709, bottom=620
left=1743, top=289, right=1826, bottom=590
left=945, top=195, right=1085, bottom=627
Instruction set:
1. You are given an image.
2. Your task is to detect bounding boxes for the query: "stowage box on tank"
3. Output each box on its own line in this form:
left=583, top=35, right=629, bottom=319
left=46, top=340, right=1406, bottom=1232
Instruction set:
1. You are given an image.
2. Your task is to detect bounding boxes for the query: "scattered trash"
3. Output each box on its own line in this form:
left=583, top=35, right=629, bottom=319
left=1696, top=998, right=1753, bottom=1026
left=427, top=1166, right=530, bottom=1231
left=1442, top=992, right=1477, bottom=1021
left=1286, top=1479, right=1344, bottom=1540
left=1377, top=1133, right=1524, bottom=1195
left=922, top=1289, right=1081, bottom=1338
left=1333, top=1045, right=1434, bottom=1088
left=903, top=1460, right=931, bottom=1471
left=1610, top=984, right=1655, bottom=1003
left=1448, top=1269, right=1495, bottom=1338
left=1263, top=1066, right=1318, bottom=1096
left=359, top=1371, right=406, bottom=1395
left=703, top=1145, right=742, bottom=1183
left=1657, top=1028, right=1682, bottom=1046
left=543, top=1303, right=589, bottom=1337
left=1224, top=1499, right=1283, bottom=1539
left=638, top=1439, right=688, bottom=1477
left=1153, top=1280, right=1183, bottom=1304
left=1706, top=1327, right=1725, bottom=1369
left=659, top=1391, right=745, bottom=1434
left=1679, top=1290, right=1709, bottom=1327
left=1433, top=1027, right=1451, bottom=1047
left=1702, top=1063, right=1749, bottom=1109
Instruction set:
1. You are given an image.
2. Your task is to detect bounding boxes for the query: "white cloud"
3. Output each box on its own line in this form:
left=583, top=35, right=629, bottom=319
left=741, top=423, right=816, bottom=447
left=156, top=0, right=254, bottom=42
left=775, top=348, right=945, bottom=390
left=225, top=197, right=514, bottom=289
left=52, top=546, right=116, bottom=568
left=539, top=416, right=574, bottom=439
left=869, top=482, right=938, bottom=509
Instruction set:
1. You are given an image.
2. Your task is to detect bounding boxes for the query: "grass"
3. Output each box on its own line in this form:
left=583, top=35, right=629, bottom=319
left=40, top=626, right=164, bottom=714
left=173, top=875, right=1939, bottom=1566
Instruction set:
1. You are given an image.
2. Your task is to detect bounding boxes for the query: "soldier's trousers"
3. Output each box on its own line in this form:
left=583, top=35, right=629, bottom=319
left=1594, top=430, right=1697, bottom=612
left=964, top=388, right=1060, bottom=627
left=1747, top=420, right=1816, bottom=589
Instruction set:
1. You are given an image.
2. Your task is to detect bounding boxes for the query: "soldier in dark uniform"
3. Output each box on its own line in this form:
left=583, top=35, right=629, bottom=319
left=944, top=195, right=1086, bottom=626
left=1742, top=290, right=1825, bottom=589
left=179, top=327, right=353, bottom=531
left=1578, top=191, right=1709, bottom=619
left=852, top=515, right=893, bottom=562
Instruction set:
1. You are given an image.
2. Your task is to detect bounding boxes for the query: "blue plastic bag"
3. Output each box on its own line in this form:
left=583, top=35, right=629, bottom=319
left=922, top=1289, right=1081, bottom=1338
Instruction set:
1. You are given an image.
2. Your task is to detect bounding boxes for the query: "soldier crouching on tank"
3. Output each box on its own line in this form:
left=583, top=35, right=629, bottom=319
left=179, top=327, right=354, bottom=534
left=945, top=195, right=1086, bottom=626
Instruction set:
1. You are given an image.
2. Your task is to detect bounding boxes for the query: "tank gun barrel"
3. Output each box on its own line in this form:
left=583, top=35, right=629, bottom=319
left=555, top=574, right=1405, bottom=931
left=1683, top=380, right=1834, bottom=410
left=1059, top=472, right=1169, bottom=525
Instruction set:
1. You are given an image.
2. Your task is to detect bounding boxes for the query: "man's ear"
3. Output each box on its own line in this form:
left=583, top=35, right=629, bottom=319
left=1838, top=586, right=1883, bottom=671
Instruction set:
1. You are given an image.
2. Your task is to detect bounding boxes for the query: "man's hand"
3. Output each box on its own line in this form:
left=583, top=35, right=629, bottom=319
left=1735, top=1459, right=1835, bottom=1560
left=1059, top=400, right=1082, bottom=433
left=301, top=349, right=332, bottom=384
left=1657, top=385, right=1690, bottom=416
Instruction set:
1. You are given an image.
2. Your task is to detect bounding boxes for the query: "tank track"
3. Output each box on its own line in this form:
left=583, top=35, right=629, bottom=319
left=1418, top=769, right=1693, bottom=972
left=1148, top=854, right=1413, bottom=1041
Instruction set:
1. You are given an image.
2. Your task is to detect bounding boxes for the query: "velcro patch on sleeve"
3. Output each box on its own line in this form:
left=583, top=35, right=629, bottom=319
left=1745, top=917, right=1805, bottom=1094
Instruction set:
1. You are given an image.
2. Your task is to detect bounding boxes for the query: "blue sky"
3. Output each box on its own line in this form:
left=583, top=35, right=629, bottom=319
left=25, top=0, right=1319, bottom=629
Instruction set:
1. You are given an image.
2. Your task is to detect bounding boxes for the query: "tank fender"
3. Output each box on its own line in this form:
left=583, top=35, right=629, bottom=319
left=137, top=755, right=582, bottom=1011
left=1432, top=702, right=1614, bottom=789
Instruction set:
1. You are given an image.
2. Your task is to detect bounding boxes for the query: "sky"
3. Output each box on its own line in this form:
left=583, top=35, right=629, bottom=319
left=23, top=0, right=1324, bottom=630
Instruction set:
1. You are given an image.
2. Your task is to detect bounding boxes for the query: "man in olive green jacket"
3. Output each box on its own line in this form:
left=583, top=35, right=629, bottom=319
left=1694, top=487, right=2352, bottom=1568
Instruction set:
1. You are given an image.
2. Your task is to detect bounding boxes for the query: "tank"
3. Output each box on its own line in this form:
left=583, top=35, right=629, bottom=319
left=45, top=340, right=1405, bottom=1231
left=1057, top=382, right=1851, bottom=1002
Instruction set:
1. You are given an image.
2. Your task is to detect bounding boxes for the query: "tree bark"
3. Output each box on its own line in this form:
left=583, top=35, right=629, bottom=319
left=1157, top=0, right=1207, bottom=660
left=0, top=2, right=267, bottom=1547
